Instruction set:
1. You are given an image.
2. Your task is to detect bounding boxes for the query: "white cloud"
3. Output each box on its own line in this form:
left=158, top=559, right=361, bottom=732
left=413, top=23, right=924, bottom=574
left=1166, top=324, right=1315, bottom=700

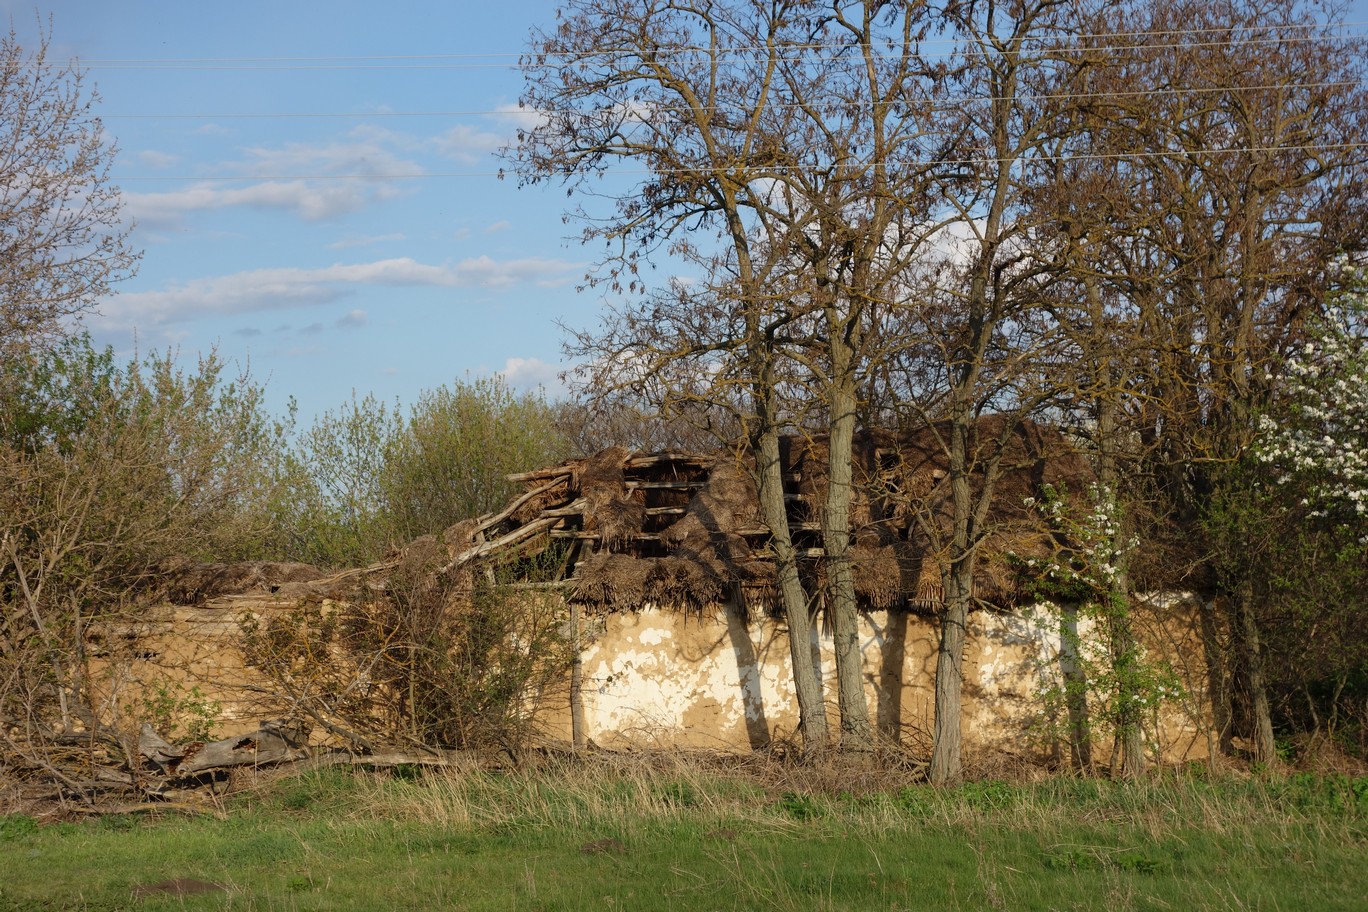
left=430, top=123, right=505, bottom=164
left=236, top=132, right=424, bottom=180
left=492, top=103, right=546, bottom=133
left=484, top=220, right=511, bottom=234
left=92, top=256, right=583, bottom=331
left=137, top=150, right=178, bottom=169
left=336, top=309, right=368, bottom=328
left=124, top=130, right=426, bottom=227
left=125, top=179, right=406, bottom=226
left=499, top=356, right=564, bottom=393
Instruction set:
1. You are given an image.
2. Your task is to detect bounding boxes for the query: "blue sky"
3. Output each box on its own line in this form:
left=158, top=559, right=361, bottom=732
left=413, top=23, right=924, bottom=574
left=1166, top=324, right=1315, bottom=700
left=8, top=1, right=1368, bottom=422
left=7, top=0, right=610, bottom=420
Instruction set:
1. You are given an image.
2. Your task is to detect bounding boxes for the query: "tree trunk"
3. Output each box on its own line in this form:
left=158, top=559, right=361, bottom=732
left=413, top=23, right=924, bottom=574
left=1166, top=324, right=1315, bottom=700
left=756, top=427, right=827, bottom=754
left=931, top=422, right=975, bottom=786
left=931, top=561, right=971, bottom=786
left=1198, top=599, right=1235, bottom=756
left=1107, top=581, right=1147, bottom=778
left=1094, top=384, right=1145, bottom=778
left=569, top=601, right=586, bottom=751
left=1232, top=581, right=1278, bottom=767
left=823, top=341, right=872, bottom=752
left=1058, top=602, right=1093, bottom=772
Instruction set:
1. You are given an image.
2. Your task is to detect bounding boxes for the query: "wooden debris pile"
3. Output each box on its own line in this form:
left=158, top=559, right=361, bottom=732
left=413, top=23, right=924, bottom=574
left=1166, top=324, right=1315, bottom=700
left=431, top=416, right=1094, bottom=616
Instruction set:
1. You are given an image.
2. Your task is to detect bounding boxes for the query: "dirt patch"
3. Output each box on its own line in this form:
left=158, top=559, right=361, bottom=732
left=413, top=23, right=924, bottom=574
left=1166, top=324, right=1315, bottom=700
left=132, top=878, right=225, bottom=900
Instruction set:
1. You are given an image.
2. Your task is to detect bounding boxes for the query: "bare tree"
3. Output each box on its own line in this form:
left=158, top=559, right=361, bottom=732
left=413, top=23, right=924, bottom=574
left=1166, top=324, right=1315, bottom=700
left=515, top=0, right=988, bottom=755
left=770, top=0, right=949, bottom=753
left=509, top=0, right=832, bottom=752
left=904, top=0, right=1092, bottom=786
left=0, top=24, right=138, bottom=357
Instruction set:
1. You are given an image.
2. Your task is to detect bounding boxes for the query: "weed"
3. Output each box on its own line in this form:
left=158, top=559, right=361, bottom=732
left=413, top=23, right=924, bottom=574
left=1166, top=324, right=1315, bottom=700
left=0, top=814, right=37, bottom=841
left=140, top=680, right=221, bottom=743
left=959, top=779, right=1015, bottom=811
left=775, top=791, right=823, bottom=821
left=659, top=780, right=699, bottom=808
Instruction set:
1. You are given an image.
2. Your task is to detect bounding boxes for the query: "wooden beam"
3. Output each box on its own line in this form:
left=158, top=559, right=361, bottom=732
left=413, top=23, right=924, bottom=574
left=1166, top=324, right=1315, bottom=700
left=541, top=498, right=589, bottom=518
left=474, top=474, right=572, bottom=535
left=551, top=531, right=662, bottom=541
left=624, top=452, right=716, bottom=470
left=438, top=514, right=562, bottom=575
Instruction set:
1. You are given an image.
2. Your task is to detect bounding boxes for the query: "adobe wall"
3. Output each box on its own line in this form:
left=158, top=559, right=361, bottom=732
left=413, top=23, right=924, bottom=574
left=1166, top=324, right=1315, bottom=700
left=85, top=595, right=305, bottom=736
left=87, top=594, right=1213, bottom=766
left=553, top=599, right=1213, bottom=764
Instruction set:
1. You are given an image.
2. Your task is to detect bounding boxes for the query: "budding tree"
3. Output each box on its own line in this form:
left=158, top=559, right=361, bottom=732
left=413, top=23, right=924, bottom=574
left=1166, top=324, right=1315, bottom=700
left=0, top=25, right=138, bottom=357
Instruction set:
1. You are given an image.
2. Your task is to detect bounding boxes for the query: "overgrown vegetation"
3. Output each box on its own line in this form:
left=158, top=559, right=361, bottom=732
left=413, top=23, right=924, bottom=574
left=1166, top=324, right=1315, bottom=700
left=0, top=337, right=575, bottom=786
left=273, top=377, right=570, bottom=567
left=0, top=336, right=290, bottom=784
left=241, top=562, right=573, bottom=754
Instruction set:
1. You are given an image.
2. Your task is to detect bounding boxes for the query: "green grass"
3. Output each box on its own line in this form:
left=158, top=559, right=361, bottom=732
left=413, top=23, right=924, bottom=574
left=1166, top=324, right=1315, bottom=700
left=1, top=761, right=1365, bottom=911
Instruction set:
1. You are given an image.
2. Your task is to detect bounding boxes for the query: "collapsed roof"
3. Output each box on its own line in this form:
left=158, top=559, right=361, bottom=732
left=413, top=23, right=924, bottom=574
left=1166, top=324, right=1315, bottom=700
left=429, top=415, right=1095, bottom=616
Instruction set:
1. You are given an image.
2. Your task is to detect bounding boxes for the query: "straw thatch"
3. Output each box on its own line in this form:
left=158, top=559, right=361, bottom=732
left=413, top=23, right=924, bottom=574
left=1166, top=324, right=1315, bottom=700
left=158, top=560, right=325, bottom=604
left=575, top=446, right=647, bottom=548
left=428, top=417, right=1094, bottom=616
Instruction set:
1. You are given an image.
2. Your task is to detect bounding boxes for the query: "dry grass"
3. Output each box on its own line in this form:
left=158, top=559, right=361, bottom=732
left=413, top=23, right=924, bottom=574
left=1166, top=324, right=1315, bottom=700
left=2, top=753, right=1365, bottom=911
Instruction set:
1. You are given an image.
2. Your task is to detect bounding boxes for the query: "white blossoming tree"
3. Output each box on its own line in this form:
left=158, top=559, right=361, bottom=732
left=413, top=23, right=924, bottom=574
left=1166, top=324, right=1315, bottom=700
left=1206, top=273, right=1368, bottom=759
left=1255, top=281, right=1368, bottom=534
left=1013, top=483, right=1183, bottom=775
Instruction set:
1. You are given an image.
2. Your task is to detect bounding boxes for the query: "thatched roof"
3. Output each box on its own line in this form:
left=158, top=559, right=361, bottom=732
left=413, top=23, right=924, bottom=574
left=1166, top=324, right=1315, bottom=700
left=429, top=416, right=1094, bottom=616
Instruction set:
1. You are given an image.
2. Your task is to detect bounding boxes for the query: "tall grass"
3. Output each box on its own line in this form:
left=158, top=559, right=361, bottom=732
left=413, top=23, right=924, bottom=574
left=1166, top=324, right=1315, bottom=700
left=2, top=758, right=1365, bottom=911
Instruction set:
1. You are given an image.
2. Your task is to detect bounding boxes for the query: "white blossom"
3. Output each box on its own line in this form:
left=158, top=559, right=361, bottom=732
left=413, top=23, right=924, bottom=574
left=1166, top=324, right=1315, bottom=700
left=1254, top=280, right=1368, bottom=535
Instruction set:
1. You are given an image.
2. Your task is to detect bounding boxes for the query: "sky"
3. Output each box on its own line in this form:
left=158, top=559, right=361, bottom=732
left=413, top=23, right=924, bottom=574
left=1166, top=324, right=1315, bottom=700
left=6, top=1, right=1368, bottom=423
left=5, top=0, right=617, bottom=421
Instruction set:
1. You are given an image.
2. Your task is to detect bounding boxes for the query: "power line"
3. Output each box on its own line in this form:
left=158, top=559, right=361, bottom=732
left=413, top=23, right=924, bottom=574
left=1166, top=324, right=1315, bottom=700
left=109, top=139, right=1368, bottom=182
left=54, top=18, right=1368, bottom=63
left=43, top=22, right=1368, bottom=71
left=99, top=78, right=1366, bottom=121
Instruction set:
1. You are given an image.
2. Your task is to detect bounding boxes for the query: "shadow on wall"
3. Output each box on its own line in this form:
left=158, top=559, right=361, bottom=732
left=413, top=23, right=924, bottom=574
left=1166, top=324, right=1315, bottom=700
left=870, top=610, right=939, bottom=750
left=724, top=602, right=771, bottom=749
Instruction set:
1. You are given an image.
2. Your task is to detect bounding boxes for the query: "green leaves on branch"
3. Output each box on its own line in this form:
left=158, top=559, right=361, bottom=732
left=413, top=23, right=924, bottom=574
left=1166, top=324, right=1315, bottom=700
left=276, top=377, right=570, bottom=568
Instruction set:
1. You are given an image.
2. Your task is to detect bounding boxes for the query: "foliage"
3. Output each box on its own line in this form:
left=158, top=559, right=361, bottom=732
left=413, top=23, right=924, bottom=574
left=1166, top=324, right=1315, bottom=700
left=1013, top=483, right=1134, bottom=606
left=1013, top=484, right=1184, bottom=766
left=381, top=376, right=569, bottom=543
left=0, top=336, right=285, bottom=779
left=1206, top=278, right=1368, bottom=752
left=139, top=681, right=221, bottom=744
left=276, top=378, right=568, bottom=567
left=242, top=562, right=574, bottom=753
left=1254, top=276, right=1368, bottom=533
left=0, top=25, right=139, bottom=358
left=273, top=392, right=404, bottom=567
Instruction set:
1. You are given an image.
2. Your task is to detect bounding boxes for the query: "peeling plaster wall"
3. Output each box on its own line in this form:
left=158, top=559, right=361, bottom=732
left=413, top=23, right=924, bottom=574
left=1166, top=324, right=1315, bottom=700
left=90, top=594, right=1212, bottom=764
left=549, top=601, right=1212, bottom=764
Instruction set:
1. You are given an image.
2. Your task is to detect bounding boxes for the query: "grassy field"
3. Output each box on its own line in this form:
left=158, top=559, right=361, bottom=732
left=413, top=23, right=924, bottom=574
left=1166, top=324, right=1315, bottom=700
left=2, top=757, right=1366, bottom=911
